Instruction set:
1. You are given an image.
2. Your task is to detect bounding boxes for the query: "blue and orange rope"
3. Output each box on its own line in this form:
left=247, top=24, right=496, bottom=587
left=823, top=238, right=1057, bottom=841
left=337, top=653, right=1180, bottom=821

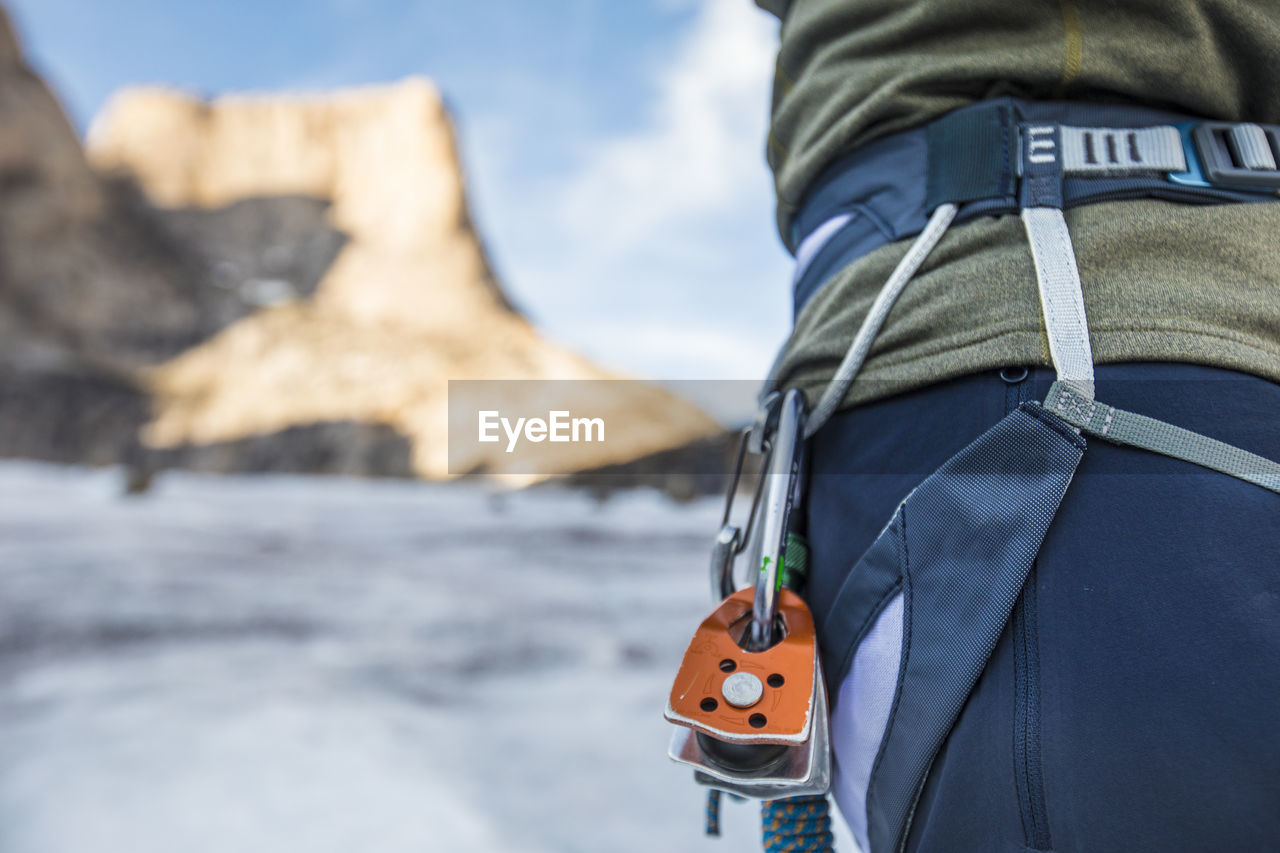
left=705, top=790, right=834, bottom=852
left=762, top=795, right=834, bottom=852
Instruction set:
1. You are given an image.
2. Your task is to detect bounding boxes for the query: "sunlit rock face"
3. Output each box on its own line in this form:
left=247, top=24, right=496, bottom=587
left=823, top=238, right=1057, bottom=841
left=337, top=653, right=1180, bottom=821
left=0, top=13, right=715, bottom=479
left=87, top=79, right=719, bottom=479
left=88, top=79, right=508, bottom=336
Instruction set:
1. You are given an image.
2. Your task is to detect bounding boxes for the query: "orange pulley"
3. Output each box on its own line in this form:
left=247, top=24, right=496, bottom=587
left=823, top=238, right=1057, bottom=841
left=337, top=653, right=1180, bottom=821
left=663, top=389, right=831, bottom=799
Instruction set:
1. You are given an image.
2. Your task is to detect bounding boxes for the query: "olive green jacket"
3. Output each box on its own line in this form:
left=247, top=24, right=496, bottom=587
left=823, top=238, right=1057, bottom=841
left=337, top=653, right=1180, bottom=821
left=758, top=0, right=1280, bottom=407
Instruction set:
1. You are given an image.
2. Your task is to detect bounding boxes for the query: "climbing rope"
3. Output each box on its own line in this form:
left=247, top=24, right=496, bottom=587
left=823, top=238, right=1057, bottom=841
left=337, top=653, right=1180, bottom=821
left=705, top=789, right=748, bottom=837
left=762, top=795, right=834, bottom=852
left=706, top=789, right=724, bottom=836
left=759, top=202, right=958, bottom=439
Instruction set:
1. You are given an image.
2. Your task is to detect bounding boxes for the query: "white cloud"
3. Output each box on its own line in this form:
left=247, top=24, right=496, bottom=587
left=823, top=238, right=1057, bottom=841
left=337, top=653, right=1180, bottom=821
left=558, top=0, right=779, bottom=253
left=579, top=317, right=775, bottom=379
left=460, top=0, right=792, bottom=383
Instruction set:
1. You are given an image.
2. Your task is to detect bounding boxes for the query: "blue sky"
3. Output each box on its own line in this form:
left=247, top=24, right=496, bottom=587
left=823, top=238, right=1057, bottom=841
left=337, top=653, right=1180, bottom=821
left=8, top=0, right=791, bottom=381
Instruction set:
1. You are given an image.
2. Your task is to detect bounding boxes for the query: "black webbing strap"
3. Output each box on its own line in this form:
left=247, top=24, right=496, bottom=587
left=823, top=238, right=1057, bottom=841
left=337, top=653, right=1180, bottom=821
left=924, top=102, right=1017, bottom=211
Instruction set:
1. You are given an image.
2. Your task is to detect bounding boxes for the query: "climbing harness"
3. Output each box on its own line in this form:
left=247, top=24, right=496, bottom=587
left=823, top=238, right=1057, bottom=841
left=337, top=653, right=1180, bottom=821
left=786, top=99, right=1280, bottom=316
left=665, top=97, right=1280, bottom=853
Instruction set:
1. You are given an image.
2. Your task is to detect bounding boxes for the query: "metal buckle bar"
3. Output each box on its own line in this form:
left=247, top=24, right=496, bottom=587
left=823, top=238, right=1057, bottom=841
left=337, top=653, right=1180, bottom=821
left=1170, top=121, right=1280, bottom=191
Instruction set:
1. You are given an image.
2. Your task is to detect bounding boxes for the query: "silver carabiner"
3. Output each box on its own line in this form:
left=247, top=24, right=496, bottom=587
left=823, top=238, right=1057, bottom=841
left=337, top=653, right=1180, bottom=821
left=710, top=427, right=768, bottom=603
left=746, top=388, right=807, bottom=651
left=710, top=389, right=808, bottom=649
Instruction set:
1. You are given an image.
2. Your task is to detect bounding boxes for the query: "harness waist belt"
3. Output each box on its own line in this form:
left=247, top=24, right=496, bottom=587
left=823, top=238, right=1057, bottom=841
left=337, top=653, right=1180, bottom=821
left=789, top=98, right=1280, bottom=314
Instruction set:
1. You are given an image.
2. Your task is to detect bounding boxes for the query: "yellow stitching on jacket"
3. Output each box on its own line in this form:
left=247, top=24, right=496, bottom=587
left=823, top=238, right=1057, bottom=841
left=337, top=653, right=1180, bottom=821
left=1058, top=0, right=1084, bottom=89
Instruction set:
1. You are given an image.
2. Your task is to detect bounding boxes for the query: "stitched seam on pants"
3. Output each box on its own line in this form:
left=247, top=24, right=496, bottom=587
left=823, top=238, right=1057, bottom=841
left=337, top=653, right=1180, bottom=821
left=1008, top=376, right=1055, bottom=851
left=1014, top=568, right=1053, bottom=850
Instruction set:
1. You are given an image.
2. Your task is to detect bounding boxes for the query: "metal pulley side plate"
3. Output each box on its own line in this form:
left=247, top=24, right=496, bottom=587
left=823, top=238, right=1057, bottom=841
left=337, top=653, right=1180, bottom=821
left=664, top=587, right=817, bottom=744
left=667, top=656, right=831, bottom=799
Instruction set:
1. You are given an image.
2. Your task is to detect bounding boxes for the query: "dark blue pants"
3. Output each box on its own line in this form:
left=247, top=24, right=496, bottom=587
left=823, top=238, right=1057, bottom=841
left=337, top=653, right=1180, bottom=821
left=808, top=363, right=1280, bottom=853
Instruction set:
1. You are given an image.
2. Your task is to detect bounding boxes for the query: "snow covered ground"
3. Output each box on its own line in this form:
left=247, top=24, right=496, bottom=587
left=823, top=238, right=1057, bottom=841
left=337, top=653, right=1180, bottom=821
left=0, top=462, right=853, bottom=853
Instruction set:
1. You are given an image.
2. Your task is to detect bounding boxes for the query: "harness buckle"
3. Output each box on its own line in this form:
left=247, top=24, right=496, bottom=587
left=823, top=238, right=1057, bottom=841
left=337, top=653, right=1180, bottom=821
left=1170, top=121, right=1280, bottom=192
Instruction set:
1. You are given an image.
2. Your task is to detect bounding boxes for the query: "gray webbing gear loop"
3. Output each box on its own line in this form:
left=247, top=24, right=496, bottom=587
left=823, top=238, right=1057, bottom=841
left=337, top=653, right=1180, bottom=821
left=1043, top=382, right=1280, bottom=496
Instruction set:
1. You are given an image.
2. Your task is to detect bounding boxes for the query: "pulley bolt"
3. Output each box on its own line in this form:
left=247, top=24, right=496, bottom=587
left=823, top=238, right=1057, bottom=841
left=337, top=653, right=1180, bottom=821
left=721, top=672, right=764, bottom=708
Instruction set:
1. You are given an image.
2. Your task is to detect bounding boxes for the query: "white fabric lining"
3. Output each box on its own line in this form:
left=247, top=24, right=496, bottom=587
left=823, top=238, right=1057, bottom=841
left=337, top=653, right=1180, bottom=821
left=831, top=591, right=905, bottom=853
left=792, top=212, right=855, bottom=287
